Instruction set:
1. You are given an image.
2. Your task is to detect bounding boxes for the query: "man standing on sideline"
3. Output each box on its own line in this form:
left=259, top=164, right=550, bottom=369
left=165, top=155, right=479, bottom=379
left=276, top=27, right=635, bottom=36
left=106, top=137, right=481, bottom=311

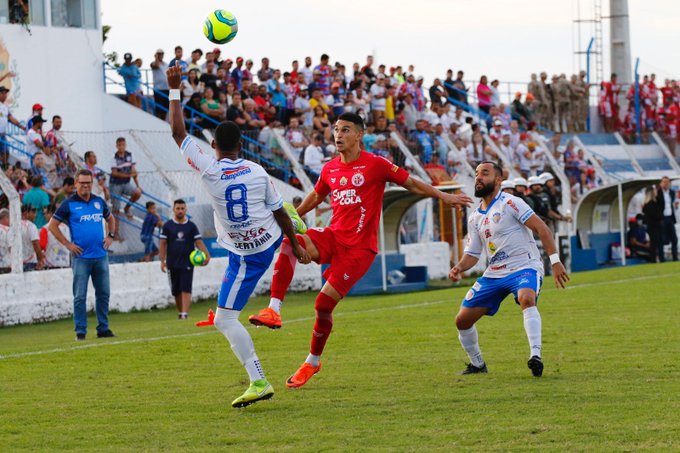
left=449, top=161, right=569, bottom=377
left=0, top=85, right=23, bottom=169
left=166, top=63, right=310, bottom=408
left=110, top=137, right=142, bottom=218
left=48, top=169, right=117, bottom=341
left=150, top=49, right=169, bottom=119
left=159, top=199, right=210, bottom=319
left=248, top=111, right=472, bottom=389
left=657, top=176, right=678, bottom=262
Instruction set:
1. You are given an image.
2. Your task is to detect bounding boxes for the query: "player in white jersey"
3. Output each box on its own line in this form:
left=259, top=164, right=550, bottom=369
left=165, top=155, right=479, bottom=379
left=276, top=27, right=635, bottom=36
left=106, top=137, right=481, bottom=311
left=449, top=161, right=569, bottom=377
left=167, top=64, right=310, bottom=408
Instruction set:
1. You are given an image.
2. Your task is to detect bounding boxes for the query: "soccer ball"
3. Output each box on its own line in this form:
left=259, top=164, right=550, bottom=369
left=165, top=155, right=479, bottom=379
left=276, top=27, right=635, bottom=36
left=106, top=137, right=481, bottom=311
left=203, top=10, right=238, bottom=45
left=189, top=250, right=207, bottom=266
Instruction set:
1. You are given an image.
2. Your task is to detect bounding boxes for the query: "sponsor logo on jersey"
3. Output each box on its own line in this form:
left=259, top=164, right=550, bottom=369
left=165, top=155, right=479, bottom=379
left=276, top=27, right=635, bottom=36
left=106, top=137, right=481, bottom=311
left=356, top=206, right=367, bottom=233
left=492, top=212, right=501, bottom=223
left=233, top=232, right=273, bottom=250
left=391, top=164, right=399, bottom=173
left=343, top=273, right=350, bottom=280
left=483, top=217, right=490, bottom=225
left=490, top=264, right=507, bottom=271
left=177, top=232, right=184, bottom=239
left=79, top=213, right=103, bottom=222
left=330, top=177, right=336, bottom=184
left=489, top=250, right=508, bottom=265
left=465, top=289, right=475, bottom=301
left=94, top=201, right=101, bottom=210
left=472, top=282, right=481, bottom=291
left=351, top=173, right=365, bottom=187
left=220, top=166, right=252, bottom=180
left=520, top=211, right=533, bottom=223
left=187, top=157, right=200, bottom=172
left=340, top=176, right=348, bottom=186
left=227, top=227, right=269, bottom=242
left=488, top=241, right=497, bottom=255
left=507, top=199, right=519, bottom=213
left=332, top=188, right=362, bottom=205
left=484, top=229, right=491, bottom=238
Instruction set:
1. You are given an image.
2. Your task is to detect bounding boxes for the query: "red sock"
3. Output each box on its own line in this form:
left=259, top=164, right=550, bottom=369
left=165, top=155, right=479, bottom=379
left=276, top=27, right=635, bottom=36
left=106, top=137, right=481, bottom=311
left=310, top=292, right=339, bottom=356
left=271, top=236, right=306, bottom=301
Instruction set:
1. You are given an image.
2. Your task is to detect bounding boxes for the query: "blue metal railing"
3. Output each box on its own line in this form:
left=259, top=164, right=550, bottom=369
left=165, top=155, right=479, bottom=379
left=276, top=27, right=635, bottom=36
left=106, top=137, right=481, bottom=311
left=0, top=136, right=31, bottom=160
left=114, top=214, right=161, bottom=240
left=103, top=63, right=299, bottom=184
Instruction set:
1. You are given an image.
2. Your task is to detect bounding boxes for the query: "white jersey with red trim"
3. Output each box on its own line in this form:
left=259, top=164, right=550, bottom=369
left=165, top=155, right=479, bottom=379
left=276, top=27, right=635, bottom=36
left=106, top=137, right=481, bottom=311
left=465, top=191, right=543, bottom=278
left=178, top=136, right=283, bottom=255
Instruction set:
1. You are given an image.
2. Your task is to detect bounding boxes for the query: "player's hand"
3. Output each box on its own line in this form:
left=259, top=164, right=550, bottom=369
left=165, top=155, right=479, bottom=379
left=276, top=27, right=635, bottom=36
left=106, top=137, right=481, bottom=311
left=103, top=236, right=113, bottom=249
left=293, top=243, right=311, bottom=264
left=552, top=262, right=570, bottom=289
left=160, top=261, right=167, bottom=273
left=202, top=254, right=211, bottom=266
left=442, top=192, right=473, bottom=208
left=67, top=242, right=83, bottom=256
left=166, top=63, right=182, bottom=90
left=448, top=266, right=462, bottom=283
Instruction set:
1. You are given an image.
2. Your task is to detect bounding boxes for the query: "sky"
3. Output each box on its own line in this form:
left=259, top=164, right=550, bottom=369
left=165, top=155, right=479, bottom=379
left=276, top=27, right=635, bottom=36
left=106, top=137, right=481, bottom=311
left=102, top=0, right=679, bottom=90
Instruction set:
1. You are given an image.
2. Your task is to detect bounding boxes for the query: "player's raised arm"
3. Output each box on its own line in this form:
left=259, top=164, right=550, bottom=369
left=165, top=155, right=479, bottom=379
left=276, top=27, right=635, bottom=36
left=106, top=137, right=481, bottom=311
left=295, top=190, right=326, bottom=217
left=401, top=176, right=473, bottom=208
left=167, top=63, right=187, bottom=148
left=272, top=208, right=311, bottom=264
left=523, top=214, right=570, bottom=289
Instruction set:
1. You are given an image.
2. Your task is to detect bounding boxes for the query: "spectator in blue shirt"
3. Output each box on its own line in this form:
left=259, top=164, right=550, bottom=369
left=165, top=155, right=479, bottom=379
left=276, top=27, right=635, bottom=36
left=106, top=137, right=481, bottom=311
left=409, top=119, right=434, bottom=164
left=118, top=53, right=142, bottom=108
left=48, top=169, right=117, bottom=341
left=140, top=201, right=162, bottom=262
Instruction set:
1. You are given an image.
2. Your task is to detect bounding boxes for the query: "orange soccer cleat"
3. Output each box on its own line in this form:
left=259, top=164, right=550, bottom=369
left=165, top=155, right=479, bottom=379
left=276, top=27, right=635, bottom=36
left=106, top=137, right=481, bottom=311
left=195, top=309, right=215, bottom=327
left=248, top=307, right=282, bottom=329
left=286, top=362, right=321, bottom=389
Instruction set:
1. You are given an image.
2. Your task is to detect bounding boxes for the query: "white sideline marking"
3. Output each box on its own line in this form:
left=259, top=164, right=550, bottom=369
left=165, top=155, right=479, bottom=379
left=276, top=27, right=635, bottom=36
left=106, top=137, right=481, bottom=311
left=0, top=300, right=448, bottom=361
left=3, top=272, right=676, bottom=361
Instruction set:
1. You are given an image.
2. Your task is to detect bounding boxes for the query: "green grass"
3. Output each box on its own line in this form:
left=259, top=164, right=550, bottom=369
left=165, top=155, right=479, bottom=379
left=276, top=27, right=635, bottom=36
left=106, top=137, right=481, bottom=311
left=1, top=263, right=680, bottom=452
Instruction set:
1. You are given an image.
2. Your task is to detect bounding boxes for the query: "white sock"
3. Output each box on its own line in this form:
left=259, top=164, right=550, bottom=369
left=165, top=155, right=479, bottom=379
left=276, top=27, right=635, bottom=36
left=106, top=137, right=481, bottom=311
left=458, top=326, right=485, bottom=367
left=268, top=297, right=282, bottom=314
left=214, top=307, right=266, bottom=382
left=523, top=306, right=542, bottom=358
left=305, top=353, right=321, bottom=367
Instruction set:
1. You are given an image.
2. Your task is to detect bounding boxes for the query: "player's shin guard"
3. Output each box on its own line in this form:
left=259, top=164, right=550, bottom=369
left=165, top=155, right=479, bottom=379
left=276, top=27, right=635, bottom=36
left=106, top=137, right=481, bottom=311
left=309, top=292, right=339, bottom=356
left=522, top=306, right=542, bottom=358
left=270, top=236, right=306, bottom=301
left=214, top=307, right=265, bottom=382
left=458, top=325, right=485, bottom=367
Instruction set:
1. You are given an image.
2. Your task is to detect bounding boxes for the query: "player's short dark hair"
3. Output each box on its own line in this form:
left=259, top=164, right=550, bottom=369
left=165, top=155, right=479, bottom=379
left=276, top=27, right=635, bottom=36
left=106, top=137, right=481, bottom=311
left=479, top=160, right=503, bottom=177
left=337, top=112, right=364, bottom=131
left=84, top=150, right=94, bottom=160
left=173, top=199, right=186, bottom=206
left=214, top=121, right=241, bottom=152
left=76, top=169, right=93, bottom=180
left=52, top=115, right=61, bottom=122
left=145, top=201, right=155, bottom=209
left=116, top=137, right=126, bottom=144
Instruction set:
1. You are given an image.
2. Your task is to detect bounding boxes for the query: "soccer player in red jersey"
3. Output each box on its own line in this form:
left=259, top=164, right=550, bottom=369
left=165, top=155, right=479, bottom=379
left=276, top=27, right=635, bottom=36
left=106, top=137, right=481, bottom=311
left=249, top=112, right=473, bottom=388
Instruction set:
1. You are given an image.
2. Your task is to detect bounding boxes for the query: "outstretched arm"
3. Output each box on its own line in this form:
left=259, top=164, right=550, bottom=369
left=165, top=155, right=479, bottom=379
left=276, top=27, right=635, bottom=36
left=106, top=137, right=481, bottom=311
left=449, top=254, right=480, bottom=283
left=296, top=190, right=326, bottom=217
left=167, top=63, right=187, bottom=148
left=401, top=176, right=473, bottom=208
left=273, top=208, right=311, bottom=264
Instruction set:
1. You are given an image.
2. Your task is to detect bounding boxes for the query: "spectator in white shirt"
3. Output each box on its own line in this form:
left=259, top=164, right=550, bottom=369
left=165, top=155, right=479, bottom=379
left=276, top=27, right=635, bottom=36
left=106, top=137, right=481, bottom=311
left=0, top=208, right=10, bottom=273
left=303, top=134, right=326, bottom=181
left=285, top=117, right=309, bottom=162
left=0, top=85, right=23, bottom=168
left=370, top=74, right=387, bottom=122
left=25, top=115, right=46, bottom=156
left=294, top=85, right=313, bottom=130
left=20, top=204, right=44, bottom=271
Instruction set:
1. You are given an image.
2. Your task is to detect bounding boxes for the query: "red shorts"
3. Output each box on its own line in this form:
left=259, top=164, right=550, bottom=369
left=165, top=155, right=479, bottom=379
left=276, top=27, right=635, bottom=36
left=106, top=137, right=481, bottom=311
left=306, top=227, right=376, bottom=297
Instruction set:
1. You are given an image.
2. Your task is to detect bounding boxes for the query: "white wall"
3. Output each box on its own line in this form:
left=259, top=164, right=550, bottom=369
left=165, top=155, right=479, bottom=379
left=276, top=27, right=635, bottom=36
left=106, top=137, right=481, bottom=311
left=0, top=244, right=456, bottom=326
left=0, top=255, right=322, bottom=327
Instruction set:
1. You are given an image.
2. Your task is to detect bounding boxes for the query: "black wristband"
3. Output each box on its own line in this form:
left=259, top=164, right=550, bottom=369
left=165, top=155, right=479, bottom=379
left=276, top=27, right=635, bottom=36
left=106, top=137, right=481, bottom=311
left=108, top=232, right=115, bottom=238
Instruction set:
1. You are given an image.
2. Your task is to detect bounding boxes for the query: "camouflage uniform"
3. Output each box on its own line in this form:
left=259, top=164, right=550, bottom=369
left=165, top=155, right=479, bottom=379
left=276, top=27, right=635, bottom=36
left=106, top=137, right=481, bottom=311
left=554, top=74, right=572, bottom=133
left=538, top=72, right=552, bottom=129
left=575, top=71, right=590, bottom=132
left=569, top=75, right=582, bottom=132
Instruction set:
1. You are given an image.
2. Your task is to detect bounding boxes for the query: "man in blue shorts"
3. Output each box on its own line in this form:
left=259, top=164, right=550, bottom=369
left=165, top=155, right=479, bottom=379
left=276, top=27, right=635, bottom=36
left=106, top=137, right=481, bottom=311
left=167, top=63, right=310, bottom=408
left=449, top=161, right=569, bottom=377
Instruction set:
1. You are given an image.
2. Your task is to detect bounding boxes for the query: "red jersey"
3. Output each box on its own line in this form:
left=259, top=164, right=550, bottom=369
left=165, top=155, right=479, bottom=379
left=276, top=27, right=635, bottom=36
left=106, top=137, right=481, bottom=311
left=314, top=151, right=410, bottom=253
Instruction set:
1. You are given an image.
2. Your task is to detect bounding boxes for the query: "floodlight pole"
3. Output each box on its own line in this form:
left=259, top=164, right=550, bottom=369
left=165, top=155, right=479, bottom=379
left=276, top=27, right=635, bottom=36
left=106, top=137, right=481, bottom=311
left=586, top=37, right=595, bottom=132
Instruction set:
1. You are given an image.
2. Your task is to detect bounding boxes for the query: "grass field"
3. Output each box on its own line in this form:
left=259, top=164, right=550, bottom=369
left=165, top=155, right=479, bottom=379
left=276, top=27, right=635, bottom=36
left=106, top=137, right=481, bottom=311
left=1, top=262, right=680, bottom=452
